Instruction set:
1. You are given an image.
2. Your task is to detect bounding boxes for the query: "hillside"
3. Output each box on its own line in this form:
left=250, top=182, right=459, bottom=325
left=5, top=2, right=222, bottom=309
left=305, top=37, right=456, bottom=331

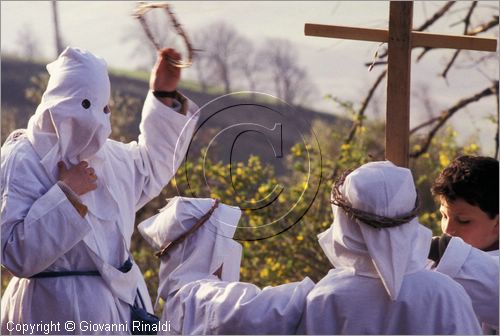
left=1, top=57, right=343, bottom=174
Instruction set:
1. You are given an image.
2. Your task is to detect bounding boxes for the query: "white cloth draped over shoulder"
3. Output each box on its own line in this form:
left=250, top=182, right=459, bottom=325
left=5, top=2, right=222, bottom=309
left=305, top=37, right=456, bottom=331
left=138, top=197, right=314, bottom=335
left=436, top=237, right=499, bottom=333
left=1, top=47, right=199, bottom=334
left=297, top=161, right=481, bottom=334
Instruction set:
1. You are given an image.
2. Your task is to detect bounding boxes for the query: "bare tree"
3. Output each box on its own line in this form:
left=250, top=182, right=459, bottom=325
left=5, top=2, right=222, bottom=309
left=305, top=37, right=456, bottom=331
left=51, top=1, right=64, bottom=56
left=16, top=25, right=40, bottom=61
left=235, top=37, right=265, bottom=94
left=191, top=30, right=212, bottom=93
left=197, top=22, right=249, bottom=94
left=259, top=38, right=315, bottom=106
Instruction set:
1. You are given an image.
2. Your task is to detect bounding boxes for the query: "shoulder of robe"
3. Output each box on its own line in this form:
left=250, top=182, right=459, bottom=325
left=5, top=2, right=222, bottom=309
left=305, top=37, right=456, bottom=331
left=401, top=269, right=471, bottom=303
left=1, top=136, right=49, bottom=197
left=104, top=138, right=140, bottom=161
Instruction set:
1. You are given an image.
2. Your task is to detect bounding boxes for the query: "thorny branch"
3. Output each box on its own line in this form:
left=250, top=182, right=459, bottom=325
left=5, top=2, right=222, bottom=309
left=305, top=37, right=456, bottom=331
left=410, top=81, right=498, bottom=158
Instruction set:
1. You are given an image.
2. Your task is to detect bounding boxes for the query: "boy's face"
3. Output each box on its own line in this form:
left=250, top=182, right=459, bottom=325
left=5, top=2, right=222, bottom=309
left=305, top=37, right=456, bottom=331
left=440, top=197, right=499, bottom=250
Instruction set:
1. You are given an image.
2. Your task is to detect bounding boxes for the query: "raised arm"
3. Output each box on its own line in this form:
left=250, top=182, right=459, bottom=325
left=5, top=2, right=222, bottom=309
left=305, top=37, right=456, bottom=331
left=131, top=49, right=199, bottom=210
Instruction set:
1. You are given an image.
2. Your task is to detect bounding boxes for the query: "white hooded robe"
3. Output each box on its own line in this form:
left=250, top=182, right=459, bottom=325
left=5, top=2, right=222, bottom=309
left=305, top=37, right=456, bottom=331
left=297, top=161, right=482, bottom=334
left=138, top=197, right=314, bottom=335
left=436, top=237, right=499, bottom=333
left=1, top=47, right=199, bottom=334
left=140, top=163, right=483, bottom=335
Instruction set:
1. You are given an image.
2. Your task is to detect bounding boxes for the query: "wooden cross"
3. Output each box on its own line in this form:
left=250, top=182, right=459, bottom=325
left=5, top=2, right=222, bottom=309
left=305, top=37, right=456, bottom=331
left=305, top=2, right=497, bottom=167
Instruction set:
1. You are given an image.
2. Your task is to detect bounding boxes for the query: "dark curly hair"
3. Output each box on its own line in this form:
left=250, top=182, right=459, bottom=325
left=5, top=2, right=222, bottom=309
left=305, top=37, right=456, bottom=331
left=431, top=155, right=499, bottom=219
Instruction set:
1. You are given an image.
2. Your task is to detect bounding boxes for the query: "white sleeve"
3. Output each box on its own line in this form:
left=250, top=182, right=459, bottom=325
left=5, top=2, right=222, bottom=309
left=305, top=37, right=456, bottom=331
left=165, top=277, right=315, bottom=335
left=132, top=92, right=199, bottom=210
left=1, top=155, right=91, bottom=278
left=436, top=237, right=499, bottom=327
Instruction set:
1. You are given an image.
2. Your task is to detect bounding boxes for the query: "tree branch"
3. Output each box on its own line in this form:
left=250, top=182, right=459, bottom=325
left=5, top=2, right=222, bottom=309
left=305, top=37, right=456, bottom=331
left=418, top=15, right=498, bottom=61
left=417, top=1, right=457, bottom=31
left=469, top=15, right=499, bottom=34
left=410, top=116, right=440, bottom=135
left=410, top=81, right=498, bottom=158
left=330, top=69, right=387, bottom=179
left=441, top=1, right=477, bottom=79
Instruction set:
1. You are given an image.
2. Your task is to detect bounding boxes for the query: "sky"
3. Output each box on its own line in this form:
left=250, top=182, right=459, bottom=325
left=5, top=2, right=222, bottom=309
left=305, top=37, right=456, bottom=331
left=1, top=1, right=499, bottom=153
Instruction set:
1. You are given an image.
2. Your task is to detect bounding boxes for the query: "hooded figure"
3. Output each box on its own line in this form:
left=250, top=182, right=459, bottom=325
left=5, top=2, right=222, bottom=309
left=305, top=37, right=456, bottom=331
left=1, top=47, right=199, bottom=334
left=141, top=163, right=481, bottom=335
left=138, top=197, right=314, bottom=334
left=298, top=161, right=481, bottom=334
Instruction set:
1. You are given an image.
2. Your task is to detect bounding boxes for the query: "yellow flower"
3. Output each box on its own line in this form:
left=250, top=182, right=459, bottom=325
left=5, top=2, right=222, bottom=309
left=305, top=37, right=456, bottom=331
left=296, top=235, right=304, bottom=241
left=144, top=269, right=154, bottom=280
left=464, top=143, right=479, bottom=154
left=439, top=153, right=450, bottom=168
left=291, top=146, right=302, bottom=157
left=260, top=268, right=269, bottom=278
left=258, top=184, right=270, bottom=194
left=341, top=143, right=350, bottom=151
left=236, top=167, right=244, bottom=176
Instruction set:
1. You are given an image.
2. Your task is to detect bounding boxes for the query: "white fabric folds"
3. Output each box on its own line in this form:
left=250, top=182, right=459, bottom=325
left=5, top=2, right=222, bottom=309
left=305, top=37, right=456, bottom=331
left=139, top=197, right=243, bottom=298
left=320, top=161, right=431, bottom=300
left=299, top=161, right=481, bottom=334
left=139, top=197, right=314, bottom=334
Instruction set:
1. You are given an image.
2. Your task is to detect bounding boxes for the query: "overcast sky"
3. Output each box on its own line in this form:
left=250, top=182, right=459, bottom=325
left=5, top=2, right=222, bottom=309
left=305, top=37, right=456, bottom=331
left=1, top=1, right=499, bottom=153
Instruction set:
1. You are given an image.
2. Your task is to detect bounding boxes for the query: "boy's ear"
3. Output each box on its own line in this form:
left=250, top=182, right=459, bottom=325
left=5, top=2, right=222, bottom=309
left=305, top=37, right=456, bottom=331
left=493, top=215, right=499, bottom=234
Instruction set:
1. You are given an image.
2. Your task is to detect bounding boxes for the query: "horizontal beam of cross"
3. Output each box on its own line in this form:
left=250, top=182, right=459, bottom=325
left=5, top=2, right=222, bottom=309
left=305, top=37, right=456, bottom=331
left=305, top=23, right=497, bottom=52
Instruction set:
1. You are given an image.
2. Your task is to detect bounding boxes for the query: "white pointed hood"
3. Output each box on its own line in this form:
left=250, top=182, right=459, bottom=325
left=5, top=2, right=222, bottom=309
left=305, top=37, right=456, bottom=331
left=138, top=197, right=243, bottom=306
left=27, top=46, right=111, bottom=168
left=319, top=161, right=432, bottom=300
left=25, top=47, right=119, bottom=223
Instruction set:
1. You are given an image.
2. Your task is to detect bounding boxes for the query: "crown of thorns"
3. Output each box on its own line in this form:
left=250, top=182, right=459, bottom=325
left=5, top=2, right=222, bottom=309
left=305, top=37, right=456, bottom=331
left=133, top=2, right=195, bottom=68
left=330, top=169, right=420, bottom=229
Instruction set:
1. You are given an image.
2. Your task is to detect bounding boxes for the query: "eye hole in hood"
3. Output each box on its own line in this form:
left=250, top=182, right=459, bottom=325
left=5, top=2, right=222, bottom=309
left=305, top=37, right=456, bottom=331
left=82, top=99, right=91, bottom=109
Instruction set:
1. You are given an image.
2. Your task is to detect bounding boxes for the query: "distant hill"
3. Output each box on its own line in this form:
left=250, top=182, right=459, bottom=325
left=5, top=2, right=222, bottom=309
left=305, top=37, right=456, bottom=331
left=1, top=57, right=343, bottom=174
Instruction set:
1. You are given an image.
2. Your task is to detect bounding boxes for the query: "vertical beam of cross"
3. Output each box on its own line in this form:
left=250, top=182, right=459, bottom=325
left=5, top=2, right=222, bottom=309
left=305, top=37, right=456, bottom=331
left=386, top=2, right=413, bottom=167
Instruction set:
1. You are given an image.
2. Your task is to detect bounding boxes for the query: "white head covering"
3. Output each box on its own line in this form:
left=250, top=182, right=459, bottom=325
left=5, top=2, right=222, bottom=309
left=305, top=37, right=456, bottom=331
left=138, top=197, right=242, bottom=305
left=25, top=47, right=119, bottom=223
left=27, top=46, right=111, bottom=168
left=318, top=161, right=432, bottom=300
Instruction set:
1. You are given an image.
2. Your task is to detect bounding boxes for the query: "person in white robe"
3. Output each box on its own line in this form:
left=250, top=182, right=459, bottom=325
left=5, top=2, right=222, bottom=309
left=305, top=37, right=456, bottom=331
left=298, top=161, right=481, bottom=334
left=428, top=155, right=499, bottom=333
left=1, top=46, right=199, bottom=334
left=433, top=237, right=498, bottom=333
left=139, top=162, right=481, bottom=335
left=138, top=197, right=314, bottom=335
